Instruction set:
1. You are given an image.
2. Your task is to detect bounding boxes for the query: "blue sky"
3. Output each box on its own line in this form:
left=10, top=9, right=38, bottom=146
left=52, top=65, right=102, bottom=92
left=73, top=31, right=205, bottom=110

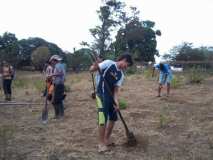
left=0, top=0, right=212, bottom=56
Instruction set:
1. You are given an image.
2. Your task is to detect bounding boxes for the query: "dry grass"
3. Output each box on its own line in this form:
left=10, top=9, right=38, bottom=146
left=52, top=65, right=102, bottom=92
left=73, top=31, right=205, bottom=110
left=0, top=71, right=213, bottom=160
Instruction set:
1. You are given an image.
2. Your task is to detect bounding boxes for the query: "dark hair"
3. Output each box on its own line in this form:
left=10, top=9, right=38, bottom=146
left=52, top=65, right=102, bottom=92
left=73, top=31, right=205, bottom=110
left=117, top=54, right=133, bottom=66
left=159, top=63, right=164, bottom=71
left=98, top=55, right=105, bottom=61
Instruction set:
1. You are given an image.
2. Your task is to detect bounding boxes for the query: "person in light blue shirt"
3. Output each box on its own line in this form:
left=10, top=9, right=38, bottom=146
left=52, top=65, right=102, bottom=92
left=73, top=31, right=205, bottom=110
left=49, top=55, right=66, bottom=119
left=153, top=63, right=173, bottom=97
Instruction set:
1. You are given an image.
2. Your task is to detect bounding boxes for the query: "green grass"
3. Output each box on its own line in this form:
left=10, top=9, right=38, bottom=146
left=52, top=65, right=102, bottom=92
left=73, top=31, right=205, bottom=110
left=34, top=79, right=45, bottom=92
left=13, top=79, right=28, bottom=88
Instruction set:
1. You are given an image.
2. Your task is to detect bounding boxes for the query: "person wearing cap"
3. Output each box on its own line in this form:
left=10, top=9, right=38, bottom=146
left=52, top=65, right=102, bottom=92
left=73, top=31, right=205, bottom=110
left=49, top=55, right=66, bottom=119
left=152, top=62, right=173, bottom=97
left=42, top=60, right=54, bottom=99
left=0, top=61, right=15, bottom=101
left=89, top=53, right=133, bottom=152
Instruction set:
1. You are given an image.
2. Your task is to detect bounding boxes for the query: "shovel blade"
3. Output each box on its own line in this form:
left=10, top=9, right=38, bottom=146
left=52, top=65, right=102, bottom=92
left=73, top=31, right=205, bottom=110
left=127, top=131, right=137, bottom=146
left=41, top=107, right=48, bottom=123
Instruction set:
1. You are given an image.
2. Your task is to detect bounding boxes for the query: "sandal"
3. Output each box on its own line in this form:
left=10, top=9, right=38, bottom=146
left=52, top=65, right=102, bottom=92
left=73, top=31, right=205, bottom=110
left=106, top=142, right=116, bottom=147
left=98, top=144, right=109, bottom=153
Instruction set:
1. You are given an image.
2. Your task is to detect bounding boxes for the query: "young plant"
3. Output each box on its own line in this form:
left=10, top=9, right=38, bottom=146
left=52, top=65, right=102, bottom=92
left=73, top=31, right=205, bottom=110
left=119, top=98, right=127, bottom=110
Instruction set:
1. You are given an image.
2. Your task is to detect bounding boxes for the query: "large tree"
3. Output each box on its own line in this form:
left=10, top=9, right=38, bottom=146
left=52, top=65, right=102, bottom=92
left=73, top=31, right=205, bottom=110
left=31, top=46, right=51, bottom=70
left=0, top=32, right=19, bottom=66
left=66, top=48, right=92, bottom=72
left=18, top=37, right=65, bottom=67
left=164, top=42, right=208, bottom=62
left=89, top=0, right=125, bottom=57
left=114, top=7, right=161, bottom=62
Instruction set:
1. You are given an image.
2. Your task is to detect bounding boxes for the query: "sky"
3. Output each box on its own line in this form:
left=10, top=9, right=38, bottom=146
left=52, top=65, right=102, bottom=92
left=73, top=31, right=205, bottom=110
left=0, top=0, right=213, bottom=56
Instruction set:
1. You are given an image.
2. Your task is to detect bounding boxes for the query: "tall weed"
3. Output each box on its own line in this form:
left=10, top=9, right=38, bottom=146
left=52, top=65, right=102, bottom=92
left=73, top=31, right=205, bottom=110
left=171, top=75, right=184, bottom=88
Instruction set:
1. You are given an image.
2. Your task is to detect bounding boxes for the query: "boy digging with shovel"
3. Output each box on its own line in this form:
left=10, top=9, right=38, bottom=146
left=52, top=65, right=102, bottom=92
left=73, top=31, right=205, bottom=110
left=90, top=54, right=133, bottom=153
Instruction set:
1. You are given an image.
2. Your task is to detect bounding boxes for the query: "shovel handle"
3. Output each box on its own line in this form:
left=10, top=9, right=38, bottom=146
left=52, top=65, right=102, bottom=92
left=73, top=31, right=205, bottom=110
left=91, top=73, right=96, bottom=93
left=117, top=110, right=130, bottom=134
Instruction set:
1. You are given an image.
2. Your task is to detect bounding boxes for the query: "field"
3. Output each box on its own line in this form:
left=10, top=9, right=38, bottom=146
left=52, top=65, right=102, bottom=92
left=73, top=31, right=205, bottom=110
left=1, top=70, right=213, bottom=160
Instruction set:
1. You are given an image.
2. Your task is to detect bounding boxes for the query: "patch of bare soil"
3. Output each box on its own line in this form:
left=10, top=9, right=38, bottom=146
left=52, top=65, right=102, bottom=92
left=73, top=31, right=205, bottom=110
left=1, top=72, right=213, bottom=160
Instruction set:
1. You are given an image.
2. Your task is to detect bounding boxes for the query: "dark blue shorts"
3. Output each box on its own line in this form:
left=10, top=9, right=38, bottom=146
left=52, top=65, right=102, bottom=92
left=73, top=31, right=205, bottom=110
left=98, top=94, right=118, bottom=123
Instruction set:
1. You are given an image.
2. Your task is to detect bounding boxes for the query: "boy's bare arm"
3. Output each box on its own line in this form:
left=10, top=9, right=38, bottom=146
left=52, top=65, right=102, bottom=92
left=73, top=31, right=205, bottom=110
left=89, top=62, right=99, bottom=72
left=113, top=86, right=120, bottom=110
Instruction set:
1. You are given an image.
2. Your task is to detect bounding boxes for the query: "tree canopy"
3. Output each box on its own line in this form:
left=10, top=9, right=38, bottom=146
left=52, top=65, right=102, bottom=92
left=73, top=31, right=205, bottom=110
left=0, top=32, right=65, bottom=69
left=163, top=42, right=213, bottom=62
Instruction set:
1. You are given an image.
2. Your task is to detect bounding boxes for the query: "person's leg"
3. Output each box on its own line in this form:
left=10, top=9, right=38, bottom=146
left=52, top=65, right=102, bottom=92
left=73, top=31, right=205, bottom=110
left=158, top=73, right=164, bottom=97
left=158, top=84, right=162, bottom=97
left=104, top=120, right=115, bottom=145
left=7, top=80, right=12, bottom=101
left=104, top=99, right=117, bottom=145
left=58, top=102, right=64, bottom=117
left=3, top=79, right=7, bottom=100
left=54, top=84, right=64, bottom=118
left=52, top=84, right=60, bottom=118
left=166, top=73, right=172, bottom=97
left=96, top=95, right=109, bottom=152
left=99, top=125, right=106, bottom=145
left=167, top=83, right=170, bottom=96
left=53, top=104, right=60, bottom=118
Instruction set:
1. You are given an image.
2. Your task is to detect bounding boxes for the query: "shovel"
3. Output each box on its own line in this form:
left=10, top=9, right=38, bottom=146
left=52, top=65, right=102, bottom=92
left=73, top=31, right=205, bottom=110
left=90, top=53, right=137, bottom=146
left=90, top=73, right=96, bottom=99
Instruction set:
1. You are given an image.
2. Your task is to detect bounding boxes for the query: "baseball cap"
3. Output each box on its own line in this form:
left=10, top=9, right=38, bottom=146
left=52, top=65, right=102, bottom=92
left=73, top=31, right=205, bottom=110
left=49, top=55, right=62, bottom=62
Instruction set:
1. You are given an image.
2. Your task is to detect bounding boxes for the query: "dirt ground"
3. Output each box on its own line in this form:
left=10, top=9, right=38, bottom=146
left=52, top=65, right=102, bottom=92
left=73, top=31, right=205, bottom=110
left=1, top=71, right=213, bottom=160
